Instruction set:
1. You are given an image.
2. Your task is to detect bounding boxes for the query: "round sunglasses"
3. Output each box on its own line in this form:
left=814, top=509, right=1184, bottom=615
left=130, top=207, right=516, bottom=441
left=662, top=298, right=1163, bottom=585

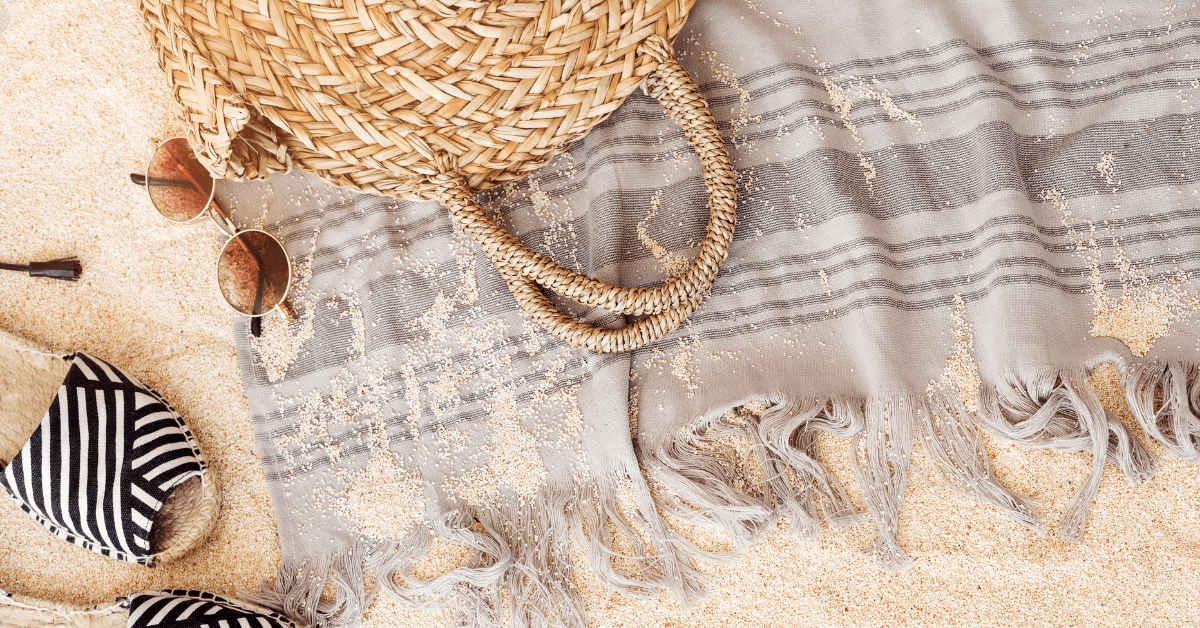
left=130, top=138, right=295, bottom=334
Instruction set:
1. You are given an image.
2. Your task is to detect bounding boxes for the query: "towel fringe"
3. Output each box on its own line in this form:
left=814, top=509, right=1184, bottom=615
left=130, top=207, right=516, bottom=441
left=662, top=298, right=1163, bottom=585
left=851, top=395, right=915, bottom=572
left=567, top=475, right=712, bottom=611
left=756, top=397, right=867, bottom=537
left=639, top=361, right=1181, bottom=575
left=255, top=360, right=1200, bottom=626
left=642, top=396, right=884, bottom=564
left=1124, top=362, right=1200, bottom=463
left=922, top=387, right=1044, bottom=536
left=975, top=368, right=1158, bottom=542
left=250, top=535, right=404, bottom=628
left=251, top=476, right=705, bottom=628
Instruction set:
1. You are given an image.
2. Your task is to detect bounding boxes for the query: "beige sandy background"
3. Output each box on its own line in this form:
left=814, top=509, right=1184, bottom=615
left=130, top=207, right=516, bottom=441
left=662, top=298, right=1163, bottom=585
left=0, top=1, right=1196, bottom=626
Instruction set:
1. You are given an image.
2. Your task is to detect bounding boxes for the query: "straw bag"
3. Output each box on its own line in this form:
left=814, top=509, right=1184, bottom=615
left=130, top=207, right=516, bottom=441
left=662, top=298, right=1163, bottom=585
left=139, top=0, right=736, bottom=352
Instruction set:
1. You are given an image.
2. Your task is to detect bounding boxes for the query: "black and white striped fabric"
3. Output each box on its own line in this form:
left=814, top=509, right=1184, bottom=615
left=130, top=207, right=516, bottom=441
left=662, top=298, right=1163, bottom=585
left=0, top=353, right=205, bottom=564
left=127, top=591, right=295, bottom=628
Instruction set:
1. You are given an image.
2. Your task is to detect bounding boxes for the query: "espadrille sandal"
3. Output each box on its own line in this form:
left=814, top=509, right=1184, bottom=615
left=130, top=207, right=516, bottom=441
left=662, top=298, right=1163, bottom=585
left=0, top=589, right=295, bottom=628
left=0, top=327, right=219, bottom=566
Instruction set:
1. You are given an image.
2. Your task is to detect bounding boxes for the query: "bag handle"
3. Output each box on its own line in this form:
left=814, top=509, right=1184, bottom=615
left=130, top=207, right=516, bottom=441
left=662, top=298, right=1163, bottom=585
left=431, top=34, right=736, bottom=352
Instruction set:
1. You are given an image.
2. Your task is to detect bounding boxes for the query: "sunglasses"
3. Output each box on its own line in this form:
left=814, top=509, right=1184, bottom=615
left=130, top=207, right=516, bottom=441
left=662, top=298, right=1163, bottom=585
left=130, top=138, right=295, bottom=335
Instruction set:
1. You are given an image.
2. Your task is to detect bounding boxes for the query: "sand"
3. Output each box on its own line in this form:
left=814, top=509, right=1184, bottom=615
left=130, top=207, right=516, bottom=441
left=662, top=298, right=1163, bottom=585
left=1, top=1, right=1199, bottom=627
left=0, top=0, right=280, bottom=604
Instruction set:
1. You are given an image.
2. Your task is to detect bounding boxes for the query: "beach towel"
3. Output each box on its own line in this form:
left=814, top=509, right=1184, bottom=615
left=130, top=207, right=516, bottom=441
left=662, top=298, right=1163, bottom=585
left=217, top=1, right=1200, bottom=626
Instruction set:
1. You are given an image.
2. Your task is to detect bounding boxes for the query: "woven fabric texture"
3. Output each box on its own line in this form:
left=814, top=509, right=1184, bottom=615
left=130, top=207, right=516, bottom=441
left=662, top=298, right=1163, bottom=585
left=223, top=1, right=1200, bottom=627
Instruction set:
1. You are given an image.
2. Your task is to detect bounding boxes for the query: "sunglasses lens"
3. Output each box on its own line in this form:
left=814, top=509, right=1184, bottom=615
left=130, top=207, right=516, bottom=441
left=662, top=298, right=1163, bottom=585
left=146, top=138, right=214, bottom=222
left=217, top=231, right=291, bottom=316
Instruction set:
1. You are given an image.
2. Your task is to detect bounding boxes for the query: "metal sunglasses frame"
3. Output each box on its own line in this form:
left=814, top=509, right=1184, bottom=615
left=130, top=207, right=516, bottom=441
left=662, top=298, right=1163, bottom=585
left=131, top=137, right=296, bottom=322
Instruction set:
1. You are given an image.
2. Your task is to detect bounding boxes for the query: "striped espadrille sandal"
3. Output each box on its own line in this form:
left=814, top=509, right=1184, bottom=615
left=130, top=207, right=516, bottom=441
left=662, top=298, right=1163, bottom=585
left=0, top=589, right=294, bottom=628
left=0, top=326, right=219, bottom=566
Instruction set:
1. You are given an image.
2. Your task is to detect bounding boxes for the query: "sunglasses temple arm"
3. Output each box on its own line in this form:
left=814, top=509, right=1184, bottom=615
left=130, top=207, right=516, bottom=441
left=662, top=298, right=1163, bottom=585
left=276, top=297, right=297, bottom=320
left=207, top=200, right=238, bottom=237
left=132, top=172, right=239, bottom=235
left=245, top=241, right=296, bottom=320
left=0, top=258, right=83, bottom=281
left=246, top=264, right=295, bottom=323
left=128, top=174, right=195, bottom=189
left=251, top=268, right=267, bottom=321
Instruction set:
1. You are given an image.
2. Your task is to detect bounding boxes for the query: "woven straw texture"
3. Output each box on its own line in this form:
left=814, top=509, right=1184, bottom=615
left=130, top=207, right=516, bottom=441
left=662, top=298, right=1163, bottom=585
left=435, top=35, right=736, bottom=351
left=0, top=329, right=69, bottom=469
left=0, top=595, right=126, bottom=628
left=148, top=474, right=222, bottom=567
left=139, top=0, right=736, bottom=352
left=139, top=0, right=695, bottom=200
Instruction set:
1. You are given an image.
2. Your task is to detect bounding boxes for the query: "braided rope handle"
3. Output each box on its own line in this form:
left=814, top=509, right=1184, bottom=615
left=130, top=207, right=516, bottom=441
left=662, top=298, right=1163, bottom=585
left=432, top=35, right=736, bottom=352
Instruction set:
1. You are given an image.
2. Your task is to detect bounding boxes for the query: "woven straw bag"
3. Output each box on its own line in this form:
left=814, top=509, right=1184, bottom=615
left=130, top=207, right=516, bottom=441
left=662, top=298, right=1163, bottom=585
left=139, top=0, right=735, bottom=352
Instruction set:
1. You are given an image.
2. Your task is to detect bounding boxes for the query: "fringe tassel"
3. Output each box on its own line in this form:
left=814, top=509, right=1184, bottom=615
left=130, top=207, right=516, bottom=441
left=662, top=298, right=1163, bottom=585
left=976, top=369, right=1158, bottom=542
left=251, top=536, right=403, bottom=628
left=643, top=394, right=916, bottom=572
left=921, top=389, right=1044, bottom=535
left=851, top=395, right=914, bottom=572
left=640, top=376, right=1161, bottom=576
left=1124, top=362, right=1200, bottom=463
left=483, top=489, right=582, bottom=628
left=643, top=412, right=775, bottom=548
left=568, top=474, right=712, bottom=611
left=251, top=547, right=332, bottom=627
left=409, top=478, right=707, bottom=628
left=643, top=398, right=872, bottom=549
left=255, top=476, right=705, bottom=628
left=754, top=397, right=867, bottom=537
left=399, top=510, right=506, bottom=628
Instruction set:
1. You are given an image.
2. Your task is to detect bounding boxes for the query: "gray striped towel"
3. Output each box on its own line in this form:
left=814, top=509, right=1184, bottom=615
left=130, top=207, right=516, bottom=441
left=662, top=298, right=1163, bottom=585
left=222, top=1, right=1200, bottom=626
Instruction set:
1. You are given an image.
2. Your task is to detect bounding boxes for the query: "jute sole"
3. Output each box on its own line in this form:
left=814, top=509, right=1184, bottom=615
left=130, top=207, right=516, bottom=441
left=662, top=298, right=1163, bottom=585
left=0, top=327, right=220, bottom=566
